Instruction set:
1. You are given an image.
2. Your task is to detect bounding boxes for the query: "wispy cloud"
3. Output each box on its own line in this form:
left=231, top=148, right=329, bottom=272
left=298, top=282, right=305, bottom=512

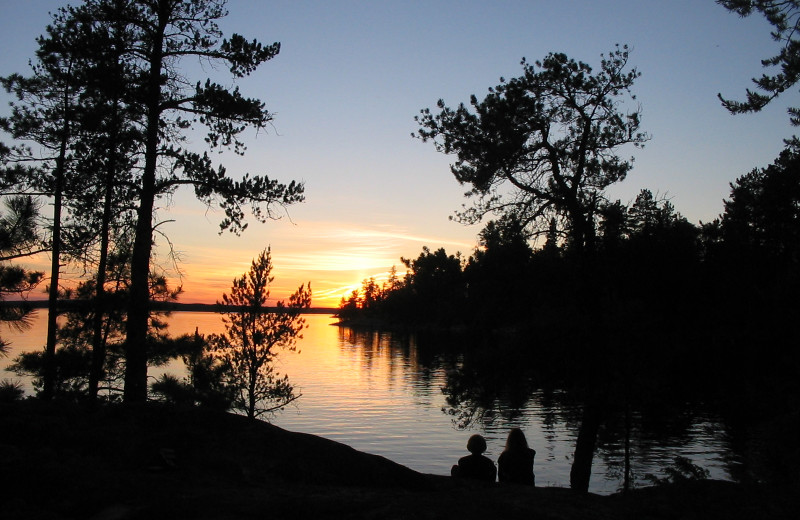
left=312, top=222, right=474, bottom=249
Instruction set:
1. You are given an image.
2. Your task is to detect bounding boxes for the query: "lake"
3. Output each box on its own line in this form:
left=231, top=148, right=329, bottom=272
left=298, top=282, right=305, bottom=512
left=1, top=310, right=742, bottom=494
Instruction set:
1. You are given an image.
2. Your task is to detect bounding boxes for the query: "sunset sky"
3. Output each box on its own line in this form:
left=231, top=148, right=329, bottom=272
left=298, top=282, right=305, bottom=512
left=2, top=0, right=798, bottom=307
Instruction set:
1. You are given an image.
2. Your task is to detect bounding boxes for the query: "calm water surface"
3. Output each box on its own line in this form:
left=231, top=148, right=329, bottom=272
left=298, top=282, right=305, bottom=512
left=1, top=311, right=741, bottom=494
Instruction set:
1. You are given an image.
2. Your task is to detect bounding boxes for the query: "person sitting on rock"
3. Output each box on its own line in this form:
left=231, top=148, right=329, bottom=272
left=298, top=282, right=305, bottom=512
left=497, top=428, right=535, bottom=486
left=450, top=434, right=497, bottom=482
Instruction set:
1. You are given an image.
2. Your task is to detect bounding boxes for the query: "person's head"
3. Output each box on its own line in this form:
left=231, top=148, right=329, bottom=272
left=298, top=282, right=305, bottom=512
left=466, top=434, right=487, bottom=455
left=505, top=428, right=529, bottom=451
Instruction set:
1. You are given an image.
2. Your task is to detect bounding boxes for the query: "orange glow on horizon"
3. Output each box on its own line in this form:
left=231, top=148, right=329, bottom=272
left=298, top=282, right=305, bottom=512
left=10, top=220, right=475, bottom=310
left=151, top=218, right=475, bottom=308
left=176, top=266, right=407, bottom=308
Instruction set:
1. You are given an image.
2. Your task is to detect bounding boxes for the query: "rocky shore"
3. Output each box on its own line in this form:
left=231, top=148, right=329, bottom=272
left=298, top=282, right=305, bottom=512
left=1, top=401, right=794, bottom=519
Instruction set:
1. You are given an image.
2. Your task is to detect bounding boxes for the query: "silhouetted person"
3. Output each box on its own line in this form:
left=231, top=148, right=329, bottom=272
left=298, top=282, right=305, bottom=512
left=497, top=428, right=535, bottom=485
left=450, top=434, right=496, bottom=482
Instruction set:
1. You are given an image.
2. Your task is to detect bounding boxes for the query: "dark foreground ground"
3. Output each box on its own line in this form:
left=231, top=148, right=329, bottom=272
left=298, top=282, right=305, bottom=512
left=1, top=401, right=796, bottom=520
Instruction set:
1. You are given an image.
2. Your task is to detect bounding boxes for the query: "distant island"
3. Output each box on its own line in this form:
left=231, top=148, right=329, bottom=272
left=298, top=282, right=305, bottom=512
left=0, top=299, right=338, bottom=315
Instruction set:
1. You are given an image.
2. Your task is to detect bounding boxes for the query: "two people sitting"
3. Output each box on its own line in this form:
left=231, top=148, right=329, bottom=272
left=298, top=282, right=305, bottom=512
left=450, top=427, right=535, bottom=485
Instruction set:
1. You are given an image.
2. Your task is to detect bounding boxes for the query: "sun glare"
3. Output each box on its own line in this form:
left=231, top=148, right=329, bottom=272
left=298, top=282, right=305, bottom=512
left=177, top=251, right=409, bottom=308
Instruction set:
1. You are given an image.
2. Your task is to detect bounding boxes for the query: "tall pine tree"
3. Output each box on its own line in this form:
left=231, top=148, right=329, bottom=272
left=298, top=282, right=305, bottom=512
left=118, top=0, right=304, bottom=402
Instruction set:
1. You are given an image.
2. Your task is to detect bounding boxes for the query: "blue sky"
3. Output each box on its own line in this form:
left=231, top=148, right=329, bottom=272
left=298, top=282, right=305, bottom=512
left=2, top=1, right=797, bottom=305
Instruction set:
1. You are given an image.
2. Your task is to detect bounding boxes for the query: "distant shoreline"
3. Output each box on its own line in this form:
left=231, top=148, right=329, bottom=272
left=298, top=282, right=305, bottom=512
left=0, top=300, right=339, bottom=315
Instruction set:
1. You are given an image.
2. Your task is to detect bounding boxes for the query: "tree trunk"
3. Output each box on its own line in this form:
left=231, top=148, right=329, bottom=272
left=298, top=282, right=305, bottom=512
left=248, top=359, right=257, bottom=420
left=123, top=6, right=166, bottom=403
left=88, top=135, right=115, bottom=401
left=123, top=168, right=155, bottom=402
left=90, top=14, right=126, bottom=403
left=569, top=399, right=603, bottom=493
left=623, top=402, right=632, bottom=493
left=41, top=98, right=69, bottom=400
left=42, top=161, right=63, bottom=400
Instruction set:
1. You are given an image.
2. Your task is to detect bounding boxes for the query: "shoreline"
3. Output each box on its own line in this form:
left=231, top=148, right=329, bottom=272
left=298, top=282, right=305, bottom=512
left=1, top=400, right=795, bottom=519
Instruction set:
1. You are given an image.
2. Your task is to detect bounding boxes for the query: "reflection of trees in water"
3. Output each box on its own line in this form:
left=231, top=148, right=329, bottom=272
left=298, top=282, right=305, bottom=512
left=359, top=326, right=746, bottom=489
left=336, top=326, right=454, bottom=396
left=445, top=354, right=737, bottom=490
left=596, top=407, right=733, bottom=490
left=440, top=347, right=539, bottom=430
left=334, top=324, right=750, bottom=490
left=338, top=326, right=571, bottom=430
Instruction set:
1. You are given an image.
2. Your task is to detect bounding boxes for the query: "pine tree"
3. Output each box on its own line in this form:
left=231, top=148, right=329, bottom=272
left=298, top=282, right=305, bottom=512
left=415, top=45, right=647, bottom=257
left=118, top=0, right=305, bottom=402
left=0, top=196, right=44, bottom=356
left=211, top=248, right=310, bottom=420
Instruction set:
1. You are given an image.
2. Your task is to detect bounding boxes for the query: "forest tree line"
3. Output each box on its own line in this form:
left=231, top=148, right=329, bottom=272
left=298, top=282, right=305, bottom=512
left=339, top=150, right=800, bottom=334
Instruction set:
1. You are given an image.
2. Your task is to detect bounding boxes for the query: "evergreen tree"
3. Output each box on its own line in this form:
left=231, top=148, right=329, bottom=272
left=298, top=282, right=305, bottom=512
left=117, top=0, right=305, bottom=402
left=1, top=2, right=142, bottom=399
left=465, top=216, right=533, bottom=327
left=4, top=1, right=306, bottom=402
left=1, top=5, right=88, bottom=398
left=400, top=247, right=465, bottom=327
left=0, top=196, right=44, bottom=356
left=8, top=254, right=187, bottom=401
left=718, top=1, right=800, bottom=129
left=415, top=45, right=647, bottom=257
left=722, top=147, right=800, bottom=262
left=211, top=248, right=310, bottom=420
